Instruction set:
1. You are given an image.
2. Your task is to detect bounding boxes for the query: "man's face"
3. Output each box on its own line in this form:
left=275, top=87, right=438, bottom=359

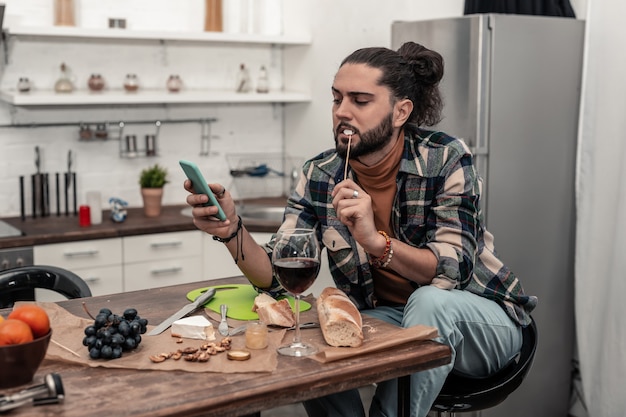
left=331, top=63, right=396, bottom=159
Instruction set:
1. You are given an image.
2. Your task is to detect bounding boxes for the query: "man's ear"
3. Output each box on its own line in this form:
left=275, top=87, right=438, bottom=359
left=394, top=98, right=413, bottom=127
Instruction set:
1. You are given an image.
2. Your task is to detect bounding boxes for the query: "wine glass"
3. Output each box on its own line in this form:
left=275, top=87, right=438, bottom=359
left=272, top=228, right=321, bottom=357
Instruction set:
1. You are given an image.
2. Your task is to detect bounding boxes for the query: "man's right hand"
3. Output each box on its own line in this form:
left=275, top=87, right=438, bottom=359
left=183, top=179, right=239, bottom=239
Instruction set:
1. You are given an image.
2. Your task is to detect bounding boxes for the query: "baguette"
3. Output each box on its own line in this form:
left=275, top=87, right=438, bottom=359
left=253, top=293, right=296, bottom=327
left=317, top=287, right=363, bottom=347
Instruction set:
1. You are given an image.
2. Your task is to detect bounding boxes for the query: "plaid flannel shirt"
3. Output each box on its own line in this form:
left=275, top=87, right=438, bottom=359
left=262, top=127, right=537, bottom=326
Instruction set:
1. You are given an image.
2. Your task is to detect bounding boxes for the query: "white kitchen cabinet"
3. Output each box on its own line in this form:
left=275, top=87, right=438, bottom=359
left=122, top=231, right=204, bottom=291
left=123, top=257, right=203, bottom=292
left=33, top=238, right=124, bottom=296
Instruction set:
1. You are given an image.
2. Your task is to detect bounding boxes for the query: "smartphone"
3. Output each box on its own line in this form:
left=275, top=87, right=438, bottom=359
left=179, top=159, right=227, bottom=221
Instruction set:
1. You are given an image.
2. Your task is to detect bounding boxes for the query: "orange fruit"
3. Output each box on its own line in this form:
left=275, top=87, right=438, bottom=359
left=0, top=319, right=34, bottom=346
left=8, top=305, right=50, bottom=339
left=0, top=315, right=4, bottom=324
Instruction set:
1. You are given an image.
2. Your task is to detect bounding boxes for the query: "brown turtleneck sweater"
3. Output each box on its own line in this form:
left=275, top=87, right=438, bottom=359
left=350, top=132, right=415, bottom=305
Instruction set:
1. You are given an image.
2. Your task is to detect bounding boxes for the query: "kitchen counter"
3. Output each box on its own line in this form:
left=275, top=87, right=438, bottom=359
left=0, top=198, right=286, bottom=249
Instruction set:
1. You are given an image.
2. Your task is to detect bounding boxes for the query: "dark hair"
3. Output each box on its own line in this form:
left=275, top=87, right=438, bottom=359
left=340, top=41, right=444, bottom=127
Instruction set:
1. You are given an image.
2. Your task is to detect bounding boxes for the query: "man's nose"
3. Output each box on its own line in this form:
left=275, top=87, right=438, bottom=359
left=334, top=101, right=353, bottom=119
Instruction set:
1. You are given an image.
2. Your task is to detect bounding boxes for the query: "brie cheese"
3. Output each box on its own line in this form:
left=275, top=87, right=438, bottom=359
left=171, top=316, right=216, bottom=341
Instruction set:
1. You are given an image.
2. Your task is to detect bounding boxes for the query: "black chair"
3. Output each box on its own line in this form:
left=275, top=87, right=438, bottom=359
left=430, top=317, right=538, bottom=416
left=0, top=265, right=92, bottom=308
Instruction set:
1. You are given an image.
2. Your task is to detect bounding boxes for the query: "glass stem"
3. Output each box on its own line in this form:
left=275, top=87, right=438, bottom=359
left=293, top=294, right=301, bottom=344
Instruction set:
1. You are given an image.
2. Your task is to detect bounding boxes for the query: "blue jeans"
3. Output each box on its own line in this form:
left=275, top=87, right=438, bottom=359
left=303, top=286, right=523, bottom=417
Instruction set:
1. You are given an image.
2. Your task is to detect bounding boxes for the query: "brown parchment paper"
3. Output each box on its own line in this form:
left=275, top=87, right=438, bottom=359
left=34, top=302, right=284, bottom=373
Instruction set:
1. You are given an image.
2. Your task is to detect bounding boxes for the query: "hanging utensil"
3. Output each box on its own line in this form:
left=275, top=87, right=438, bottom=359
left=65, top=150, right=72, bottom=216
left=32, top=146, right=43, bottom=218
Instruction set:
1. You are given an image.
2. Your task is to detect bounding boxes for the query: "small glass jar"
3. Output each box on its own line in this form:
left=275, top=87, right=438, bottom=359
left=245, top=322, right=268, bottom=350
left=123, top=74, right=139, bottom=92
left=17, top=77, right=31, bottom=93
left=256, top=65, right=269, bottom=93
left=87, top=74, right=105, bottom=92
left=166, top=75, right=183, bottom=92
left=54, top=63, right=74, bottom=93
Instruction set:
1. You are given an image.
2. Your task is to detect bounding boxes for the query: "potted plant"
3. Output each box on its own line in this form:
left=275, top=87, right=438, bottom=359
left=139, top=164, right=169, bottom=217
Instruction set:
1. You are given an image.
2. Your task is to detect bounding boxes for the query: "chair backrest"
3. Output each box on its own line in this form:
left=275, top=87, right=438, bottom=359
left=0, top=265, right=92, bottom=308
left=432, top=317, right=538, bottom=413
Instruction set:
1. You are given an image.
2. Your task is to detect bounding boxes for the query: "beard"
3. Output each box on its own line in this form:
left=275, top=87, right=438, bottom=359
left=335, top=112, right=394, bottom=159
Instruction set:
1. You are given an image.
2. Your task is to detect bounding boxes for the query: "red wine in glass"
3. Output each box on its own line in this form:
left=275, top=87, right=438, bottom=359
left=273, top=258, right=320, bottom=295
left=272, top=228, right=320, bottom=357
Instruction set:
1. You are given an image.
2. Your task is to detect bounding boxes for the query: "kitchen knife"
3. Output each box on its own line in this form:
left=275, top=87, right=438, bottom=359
left=65, top=150, right=72, bottom=216
left=33, top=146, right=43, bottom=218
left=146, top=288, right=216, bottom=336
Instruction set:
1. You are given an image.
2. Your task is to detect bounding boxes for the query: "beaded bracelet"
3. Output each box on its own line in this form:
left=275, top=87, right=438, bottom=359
left=212, top=216, right=242, bottom=244
left=369, top=230, right=393, bottom=268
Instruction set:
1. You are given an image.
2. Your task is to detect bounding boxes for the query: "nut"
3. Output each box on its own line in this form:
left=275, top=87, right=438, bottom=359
left=149, top=354, right=167, bottom=363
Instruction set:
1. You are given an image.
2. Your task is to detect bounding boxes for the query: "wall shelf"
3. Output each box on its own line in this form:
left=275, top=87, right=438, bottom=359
left=0, top=89, right=311, bottom=107
left=4, top=26, right=311, bottom=46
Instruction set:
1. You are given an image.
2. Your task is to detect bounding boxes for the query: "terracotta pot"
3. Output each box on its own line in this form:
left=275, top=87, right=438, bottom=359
left=141, top=188, right=164, bottom=217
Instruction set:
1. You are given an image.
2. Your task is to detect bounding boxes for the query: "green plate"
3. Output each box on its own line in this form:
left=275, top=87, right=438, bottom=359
left=186, top=284, right=311, bottom=321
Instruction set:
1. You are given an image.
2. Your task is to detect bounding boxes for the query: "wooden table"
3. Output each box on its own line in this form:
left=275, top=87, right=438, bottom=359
left=2, top=277, right=451, bottom=417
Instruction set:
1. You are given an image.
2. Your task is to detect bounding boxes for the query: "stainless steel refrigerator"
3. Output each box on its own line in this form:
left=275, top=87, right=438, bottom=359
left=392, top=14, right=585, bottom=417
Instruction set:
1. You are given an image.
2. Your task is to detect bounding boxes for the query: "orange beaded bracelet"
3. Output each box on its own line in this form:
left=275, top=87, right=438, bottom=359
left=369, top=230, right=393, bottom=268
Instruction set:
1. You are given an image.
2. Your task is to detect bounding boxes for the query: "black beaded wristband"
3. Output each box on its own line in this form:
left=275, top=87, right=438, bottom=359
left=212, top=216, right=242, bottom=243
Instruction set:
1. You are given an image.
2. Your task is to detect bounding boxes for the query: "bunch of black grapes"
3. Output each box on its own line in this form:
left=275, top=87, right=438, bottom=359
left=82, top=308, right=148, bottom=360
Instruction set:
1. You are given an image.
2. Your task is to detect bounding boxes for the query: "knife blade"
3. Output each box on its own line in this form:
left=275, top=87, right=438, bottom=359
left=147, top=288, right=216, bottom=336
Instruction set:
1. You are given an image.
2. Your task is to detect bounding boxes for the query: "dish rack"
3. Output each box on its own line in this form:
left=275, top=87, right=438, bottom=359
left=226, top=153, right=300, bottom=199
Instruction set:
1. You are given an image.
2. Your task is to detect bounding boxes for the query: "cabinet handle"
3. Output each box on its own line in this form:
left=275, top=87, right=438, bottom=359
left=150, top=241, right=183, bottom=248
left=63, top=249, right=99, bottom=257
left=84, top=277, right=101, bottom=283
left=150, top=266, right=183, bottom=275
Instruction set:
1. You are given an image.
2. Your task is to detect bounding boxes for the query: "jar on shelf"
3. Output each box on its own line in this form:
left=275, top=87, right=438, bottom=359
left=87, top=74, right=105, bottom=92
left=17, top=77, right=32, bottom=93
left=204, top=0, right=223, bottom=32
left=54, top=63, right=74, bottom=93
left=256, top=65, right=269, bottom=93
left=54, top=0, right=75, bottom=26
left=123, top=74, right=139, bottom=92
left=166, top=75, right=183, bottom=93
left=235, top=63, right=251, bottom=93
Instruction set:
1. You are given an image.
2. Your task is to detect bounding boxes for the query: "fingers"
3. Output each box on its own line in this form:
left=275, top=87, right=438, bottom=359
left=331, top=179, right=357, bottom=198
left=183, top=181, right=231, bottom=222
